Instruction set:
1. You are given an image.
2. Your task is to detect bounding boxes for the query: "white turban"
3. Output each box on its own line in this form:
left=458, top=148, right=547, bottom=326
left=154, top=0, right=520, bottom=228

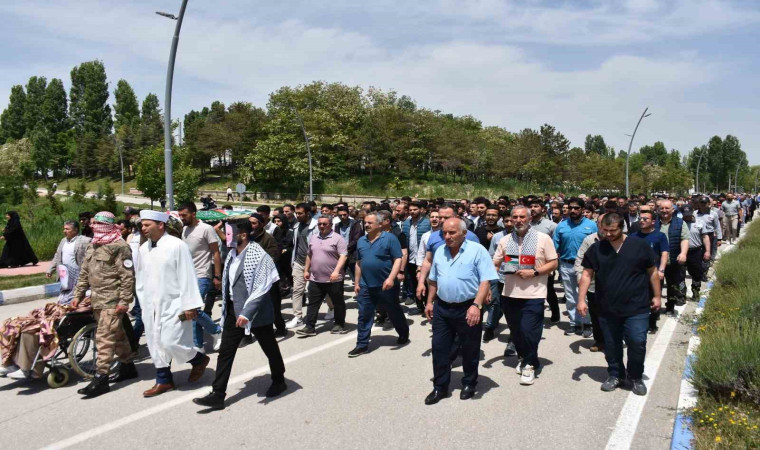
left=140, top=210, right=170, bottom=223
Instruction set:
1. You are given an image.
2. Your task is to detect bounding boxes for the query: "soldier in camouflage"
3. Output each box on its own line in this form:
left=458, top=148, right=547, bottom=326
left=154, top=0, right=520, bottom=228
left=72, top=211, right=137, bottom=398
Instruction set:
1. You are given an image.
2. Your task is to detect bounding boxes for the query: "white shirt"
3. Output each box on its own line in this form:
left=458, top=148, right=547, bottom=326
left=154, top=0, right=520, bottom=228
left=416, top=230, right=434, bottom=265
left=227, top=246, right=247, bottom=300
left=264, top=221, right=277, bottom=235
left=62, top=239, right=77, bottom=267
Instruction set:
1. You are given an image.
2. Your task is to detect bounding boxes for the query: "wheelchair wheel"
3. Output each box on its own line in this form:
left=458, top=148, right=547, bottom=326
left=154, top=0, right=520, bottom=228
left=68, top=323, right=97, bottom=379
left=47, top=367, right=70, bottom=388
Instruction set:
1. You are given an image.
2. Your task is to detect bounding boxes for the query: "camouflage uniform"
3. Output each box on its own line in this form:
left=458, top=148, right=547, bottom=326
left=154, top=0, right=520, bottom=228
left=73, top=239, right=135, bottom=375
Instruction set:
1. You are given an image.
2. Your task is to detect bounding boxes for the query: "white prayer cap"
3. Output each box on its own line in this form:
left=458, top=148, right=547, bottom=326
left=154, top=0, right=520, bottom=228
left=140, top=210, right=170, bottom=223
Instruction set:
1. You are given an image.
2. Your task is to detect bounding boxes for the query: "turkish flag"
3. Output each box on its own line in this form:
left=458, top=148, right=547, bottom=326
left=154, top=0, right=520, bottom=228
left=519, top=255, right=536, bottom=265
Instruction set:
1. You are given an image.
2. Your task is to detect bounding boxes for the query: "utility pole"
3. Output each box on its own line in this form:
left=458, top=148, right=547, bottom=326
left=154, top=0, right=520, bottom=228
left=695, top=148, right=706, bottom=193
left=157, top=0, right=189, bottom=211
left=292, top=108, right=313, bottom=201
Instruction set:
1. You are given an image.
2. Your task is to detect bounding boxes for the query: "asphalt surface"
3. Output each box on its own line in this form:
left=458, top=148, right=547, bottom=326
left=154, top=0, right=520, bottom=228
left=0, top=270, right=704, bottom=450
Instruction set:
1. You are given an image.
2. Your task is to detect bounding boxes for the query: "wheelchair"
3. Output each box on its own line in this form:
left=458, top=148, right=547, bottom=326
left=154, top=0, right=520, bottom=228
left=29, top=309, right=98, bottom=388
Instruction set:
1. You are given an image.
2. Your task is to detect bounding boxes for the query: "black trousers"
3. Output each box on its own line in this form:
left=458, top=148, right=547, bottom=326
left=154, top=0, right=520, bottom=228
left=684, top=247, right=704, bottom=298
left=269, top=284, right=285, bottom=331
left=587, top=292, right=604, bottom=347
left=212, top=303, right=285, bottom=395
left=546, top=272, right=560, bottom=316
left=664, top=263, right=685, bottom=308
left=304, top=281, right=345, bottom=328
left=431, top=299, right=482, bottom=390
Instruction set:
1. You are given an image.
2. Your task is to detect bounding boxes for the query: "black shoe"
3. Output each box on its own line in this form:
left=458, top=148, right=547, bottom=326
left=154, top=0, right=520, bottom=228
left=79, top=374, right=110, bottom=398
left=296, top=326, right=316, bottom=337
left=424, top=389, right=448, bottom=405
left=274, top=328, right=288, bottom=338
left=550, top=311, right=560, bottom=323
left=630, top=378, right=647, bottom=396
left=396, top=335, right=410, bottom=345
left=582, top=324, right=593, bottom=339
left=109, top=362, right=138, bottom=383
left=564, top=325, right=578, bottom=336
left=601, top=376, right=623, bottom=392
left=648, top=326, right=658, bottom=334
left=193, top=391, right=226, bottom=410
left=348, top=346, right=368, bottom=358
left=266, top=380, right=287, bottom=397
left=460, top=385, right=476, bottom=400
left=665, top=309, right=677, bottom=317
left=675, top=299, right=686, bottom=307
left=504, top=341, right=517, bottom=357
left=483, top=328, right=495, bottom=342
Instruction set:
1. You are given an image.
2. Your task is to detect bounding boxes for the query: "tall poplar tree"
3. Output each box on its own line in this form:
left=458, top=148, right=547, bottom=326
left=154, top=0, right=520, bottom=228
left=0, top=85, right=27, bottom=142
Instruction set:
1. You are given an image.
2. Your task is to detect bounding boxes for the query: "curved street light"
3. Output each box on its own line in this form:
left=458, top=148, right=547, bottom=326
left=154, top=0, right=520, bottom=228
left=625, top=107, right=651, bottom=198
left=156, top=1, right=188, bottom=211
left=695, top=147, right=707, bottom=194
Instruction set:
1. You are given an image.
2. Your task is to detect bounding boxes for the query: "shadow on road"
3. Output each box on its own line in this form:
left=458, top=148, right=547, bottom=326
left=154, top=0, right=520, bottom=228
left=571, top=365, right=608, bottom=382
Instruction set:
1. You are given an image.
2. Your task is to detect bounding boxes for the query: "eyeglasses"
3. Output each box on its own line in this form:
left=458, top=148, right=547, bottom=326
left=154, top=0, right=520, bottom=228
left=569, top=206, right=582, bottom=210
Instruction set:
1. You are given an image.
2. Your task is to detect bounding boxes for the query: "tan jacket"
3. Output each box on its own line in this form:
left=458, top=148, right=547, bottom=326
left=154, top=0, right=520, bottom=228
left=73, top=240, right=135, bottom=309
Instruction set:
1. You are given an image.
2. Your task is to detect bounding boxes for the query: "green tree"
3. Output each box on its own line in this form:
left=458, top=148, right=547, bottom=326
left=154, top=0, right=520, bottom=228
left=174, top=164, right=200, bottom=205
left=114, top=80, right=140, bottom=130
left=23, top=76, right=47, bottom=135
left=139, top=93, right=163, bottom=149
left=134, top=146, right=165, bottom=208
left=584, top=134, right=610, bottom=157
left=0, top=85, right=27, bottom=141
left=639, top=141, right=668, bottom=166
left=69, top=60, right=113, bottom=176
left=42, top=79, right=71, bottom=172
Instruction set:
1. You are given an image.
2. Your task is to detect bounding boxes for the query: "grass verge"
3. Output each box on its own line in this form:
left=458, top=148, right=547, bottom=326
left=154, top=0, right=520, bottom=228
left=690, top=219, right=760, bottom=448
left=0, top=273, right=51, bottom=291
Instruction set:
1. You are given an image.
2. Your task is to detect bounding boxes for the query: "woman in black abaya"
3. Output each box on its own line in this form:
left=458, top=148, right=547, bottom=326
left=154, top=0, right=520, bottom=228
left=0, top=211, right=38, bottom=268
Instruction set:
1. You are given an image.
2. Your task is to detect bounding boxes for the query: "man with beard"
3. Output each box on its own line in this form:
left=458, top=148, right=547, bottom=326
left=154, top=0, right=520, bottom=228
left=493, top=206, right=557, bottom=385
left=553, top=198, right=597, bottom=336
left=579, top=213, right=661, bottom=396
left=402, top=202, right=431, bottom=312
left=527, top=198, right=560, bottom=324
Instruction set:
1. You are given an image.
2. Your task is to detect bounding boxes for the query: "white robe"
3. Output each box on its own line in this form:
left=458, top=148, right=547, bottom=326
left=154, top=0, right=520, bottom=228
left=135, top=232, right=203, bottom=369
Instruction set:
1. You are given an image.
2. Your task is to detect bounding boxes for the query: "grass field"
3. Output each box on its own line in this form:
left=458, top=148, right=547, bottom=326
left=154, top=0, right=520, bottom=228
left=0, top=273, right=50, bottom=291
left=690, top=219, right=760, bottom=448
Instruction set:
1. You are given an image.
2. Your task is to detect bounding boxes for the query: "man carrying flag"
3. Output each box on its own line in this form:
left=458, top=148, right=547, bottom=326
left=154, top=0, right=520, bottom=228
left=492, top=206, right=558, bottom=385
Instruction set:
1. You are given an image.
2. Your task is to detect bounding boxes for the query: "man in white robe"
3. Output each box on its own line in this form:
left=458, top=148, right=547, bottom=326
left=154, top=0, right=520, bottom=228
left=136, top=210, right=211, bottom=397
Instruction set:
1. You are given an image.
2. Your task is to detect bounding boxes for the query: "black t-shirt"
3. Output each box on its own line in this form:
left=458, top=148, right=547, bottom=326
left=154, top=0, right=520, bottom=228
left=581, top=237, right=656, bottom=317
left=474, top=226, right=504, bottom=249
left=390, top=225, right=408, bottom=250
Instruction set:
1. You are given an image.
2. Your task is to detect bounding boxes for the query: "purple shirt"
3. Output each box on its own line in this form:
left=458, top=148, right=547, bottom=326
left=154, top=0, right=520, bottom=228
left=307, top=231, right=348, bottom=282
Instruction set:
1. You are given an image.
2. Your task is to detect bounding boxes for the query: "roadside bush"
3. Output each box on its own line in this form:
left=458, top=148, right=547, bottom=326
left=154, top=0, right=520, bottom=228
left=691, top=219, right=760, bottom=448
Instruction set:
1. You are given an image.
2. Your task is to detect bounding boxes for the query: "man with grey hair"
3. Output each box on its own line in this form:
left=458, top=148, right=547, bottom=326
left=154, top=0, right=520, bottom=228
left=348, top=211, right=409, bottom=358
left=424, top=217, right=497, bottom=404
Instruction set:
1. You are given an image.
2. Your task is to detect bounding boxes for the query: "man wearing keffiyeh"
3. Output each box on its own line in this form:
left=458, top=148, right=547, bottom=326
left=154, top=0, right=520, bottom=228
left=72, top=211, right=137, bottom=398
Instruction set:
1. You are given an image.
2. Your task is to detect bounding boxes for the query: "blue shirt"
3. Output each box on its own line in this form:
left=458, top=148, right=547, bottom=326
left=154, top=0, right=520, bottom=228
left=426, top=229, right=480, bottom=257
left=553, top=217, right=598, bottom=261
left=356, top=231, right=403, bottom=288
left=631, top=231, right=669, bottom=259
left=429, top=240, right=498, bottom=302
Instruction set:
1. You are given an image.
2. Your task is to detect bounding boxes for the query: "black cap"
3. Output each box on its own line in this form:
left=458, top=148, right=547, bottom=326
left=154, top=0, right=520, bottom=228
left=699, top=196, right=710, bottom=203
left=682, top=205, right=694, bottom=216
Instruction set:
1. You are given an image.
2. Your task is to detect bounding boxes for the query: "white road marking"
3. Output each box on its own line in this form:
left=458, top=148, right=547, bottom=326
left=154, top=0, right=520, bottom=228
left=605, top=306, right=683, bottom=450
left=41, top=332, right=358, bottom=450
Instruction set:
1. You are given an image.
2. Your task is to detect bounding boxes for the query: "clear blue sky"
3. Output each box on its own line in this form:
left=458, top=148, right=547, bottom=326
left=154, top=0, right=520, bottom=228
left=2, top=0, right=759, bottom=164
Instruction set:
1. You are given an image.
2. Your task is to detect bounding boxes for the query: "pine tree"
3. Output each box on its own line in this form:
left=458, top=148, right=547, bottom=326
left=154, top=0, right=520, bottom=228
left=0, top=85, right=27, bottom=141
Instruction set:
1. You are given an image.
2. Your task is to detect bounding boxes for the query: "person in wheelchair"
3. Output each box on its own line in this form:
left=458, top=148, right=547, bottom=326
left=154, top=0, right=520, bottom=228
left=71, top=211, right=137, bottom=398
left=0, top=220, right=91, bottom=379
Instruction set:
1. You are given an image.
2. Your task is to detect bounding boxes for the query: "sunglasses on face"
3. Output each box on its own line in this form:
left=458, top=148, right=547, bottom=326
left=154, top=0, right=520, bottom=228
left=569, top=206, right=582, bottom=210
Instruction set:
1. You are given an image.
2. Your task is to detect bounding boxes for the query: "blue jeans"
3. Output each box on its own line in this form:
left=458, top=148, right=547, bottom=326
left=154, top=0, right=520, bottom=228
left=131, top=296, right=144, bottom=341
left=559, top=261, right=589, bottom=326
left=484, top=280, right=503, bottom=330
left=193, top=278, right=221, bottom=348
left=356, top=286, right=409, bottom=348
left=598, top=313, right=649, bottom=380
left=502, top=297, right=544, bottom=369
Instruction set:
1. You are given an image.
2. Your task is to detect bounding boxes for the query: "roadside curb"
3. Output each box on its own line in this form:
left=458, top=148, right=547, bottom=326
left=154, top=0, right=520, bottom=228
left=0, top=283, right=61, bottom=306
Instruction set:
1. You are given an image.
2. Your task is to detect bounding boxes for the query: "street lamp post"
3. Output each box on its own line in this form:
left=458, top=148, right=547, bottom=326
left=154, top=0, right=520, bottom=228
left=734, top=165, right=740, bottom=193
left=695, top=148, right=707, bottom=194
left=292, top=108, right=313, bottom=201
left=625, top=107, right=651, bottom=198
left=157, top=0, right=188, bottom=211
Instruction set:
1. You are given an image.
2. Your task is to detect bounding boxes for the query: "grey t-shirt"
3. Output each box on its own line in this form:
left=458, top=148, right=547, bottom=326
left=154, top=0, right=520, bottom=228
left=182, top=222, right=218, bottom=279
left=530, top=218, right=557, bottom=238
left=721, top=200, right=741, bottom=216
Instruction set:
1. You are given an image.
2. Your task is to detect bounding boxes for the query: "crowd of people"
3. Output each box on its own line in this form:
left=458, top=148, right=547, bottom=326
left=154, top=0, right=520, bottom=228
left=0, top=190, right=757, bottom=410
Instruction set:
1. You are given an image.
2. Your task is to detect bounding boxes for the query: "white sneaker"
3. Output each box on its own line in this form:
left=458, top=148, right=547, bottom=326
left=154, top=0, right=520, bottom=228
left=325, top=309, right=335, bottom=321
left=0, top=364, right=19, bottom=377
left=7, top=369, right=29, bottom=380
left=520, top=365, right=536, bottom=385
left=515, top=358, right=524, bottom=375
left=285, top=317, right=303, bottom=329
left=212, top=333, right=223, bottom=352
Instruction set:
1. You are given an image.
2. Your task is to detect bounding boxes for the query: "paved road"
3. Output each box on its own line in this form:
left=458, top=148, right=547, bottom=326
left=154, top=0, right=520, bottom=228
left=0, top=269, right=707, bottom=450
left=0, top=261, right=50, bottom=277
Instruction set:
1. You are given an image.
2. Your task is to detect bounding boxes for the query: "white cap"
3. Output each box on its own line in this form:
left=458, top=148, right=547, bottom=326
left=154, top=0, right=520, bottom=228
left=140, top=210, right=170, bottom=223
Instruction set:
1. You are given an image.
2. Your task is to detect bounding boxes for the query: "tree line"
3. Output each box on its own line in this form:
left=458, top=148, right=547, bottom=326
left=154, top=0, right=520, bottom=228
left=1, top=60, right=755, bottom=202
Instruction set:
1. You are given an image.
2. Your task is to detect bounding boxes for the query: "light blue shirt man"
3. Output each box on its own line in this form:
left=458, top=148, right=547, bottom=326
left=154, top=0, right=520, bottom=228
left=429, top=240, right=498, bottom=302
